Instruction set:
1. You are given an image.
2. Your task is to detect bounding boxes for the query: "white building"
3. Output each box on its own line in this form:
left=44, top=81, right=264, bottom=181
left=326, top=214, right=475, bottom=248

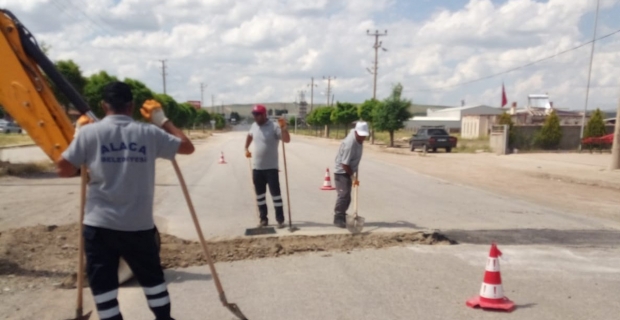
left=406, top=105, right=504, bottom=132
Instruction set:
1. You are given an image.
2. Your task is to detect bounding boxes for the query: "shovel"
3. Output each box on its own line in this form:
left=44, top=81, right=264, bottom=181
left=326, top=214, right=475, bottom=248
left=281, top=140, right=298, bottom=232
left=346, top=172, right=364, bottom=234
left=172, top=160, right=248, bottom=320
left=245, top=157, right=276, bottom=236
left=67, top=166, right=92, bottom=320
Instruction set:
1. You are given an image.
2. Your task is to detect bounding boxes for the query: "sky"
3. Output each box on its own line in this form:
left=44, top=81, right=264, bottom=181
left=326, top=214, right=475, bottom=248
left=2, top=0, right=620, bottom=110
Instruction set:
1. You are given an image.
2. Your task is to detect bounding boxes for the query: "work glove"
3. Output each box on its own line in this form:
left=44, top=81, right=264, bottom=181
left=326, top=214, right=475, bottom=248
left=141, top=100, right=169, bottom=127
left=245, top=149, right=252, bottom=158
left=278, top=117, right=287, bottom=129
left=74, top=115, right=93, bottom=138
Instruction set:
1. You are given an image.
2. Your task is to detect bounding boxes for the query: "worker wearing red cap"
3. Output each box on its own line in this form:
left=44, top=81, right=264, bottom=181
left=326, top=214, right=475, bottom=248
left=245, top=105, right=291, bottom=228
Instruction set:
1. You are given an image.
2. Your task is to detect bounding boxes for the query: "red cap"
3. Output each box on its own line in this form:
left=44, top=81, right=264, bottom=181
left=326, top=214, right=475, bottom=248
left=252, top=104, right=267, bottom=115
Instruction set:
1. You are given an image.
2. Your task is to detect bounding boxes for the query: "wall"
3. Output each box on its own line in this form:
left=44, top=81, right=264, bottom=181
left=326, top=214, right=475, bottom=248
left=512, top=125, right=616, bottom=150
left=405, top=119, right=461, bottom=131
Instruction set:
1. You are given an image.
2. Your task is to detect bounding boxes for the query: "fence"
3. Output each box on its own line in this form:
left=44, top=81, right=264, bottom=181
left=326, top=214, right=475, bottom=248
left=490, top=125, right=509, bottom=155
left=512, top=125, right=616, bottom=150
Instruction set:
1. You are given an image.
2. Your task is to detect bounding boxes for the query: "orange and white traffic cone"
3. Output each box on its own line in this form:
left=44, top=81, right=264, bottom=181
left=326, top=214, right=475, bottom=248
left=466, top=243, right=515, bottom=312
left=218, top=152, right=227, bottom=164
left=320, top=168, right=336, bottom=191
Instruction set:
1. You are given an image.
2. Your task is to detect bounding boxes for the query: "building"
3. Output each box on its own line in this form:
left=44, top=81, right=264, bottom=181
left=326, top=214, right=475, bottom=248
left=509, top=94, right=585, bottom=125
left=406, top=105, right=504, bottom=132
left=461, top=114, right=500, bottom=139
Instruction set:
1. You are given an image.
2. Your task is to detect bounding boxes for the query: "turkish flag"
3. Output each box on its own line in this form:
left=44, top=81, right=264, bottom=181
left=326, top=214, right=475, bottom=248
left=501, top=83, right=507, bottom=108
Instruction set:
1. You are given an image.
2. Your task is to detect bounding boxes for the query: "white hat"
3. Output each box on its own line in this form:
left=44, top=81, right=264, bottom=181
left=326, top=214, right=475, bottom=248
left=355, top=121, right=370, bottom=137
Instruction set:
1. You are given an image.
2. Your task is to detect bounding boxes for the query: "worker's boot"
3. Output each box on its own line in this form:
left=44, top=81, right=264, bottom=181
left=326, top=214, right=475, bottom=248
left=333, top=214, right=346, bottom=228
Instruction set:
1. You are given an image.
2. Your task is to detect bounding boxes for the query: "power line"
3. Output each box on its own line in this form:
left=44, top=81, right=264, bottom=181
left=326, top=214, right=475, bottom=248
left=50, top=0, right=101, bottom=35
left=409, top=26, right=620, bottom=93
left=62, top=0, right=114, bottom=36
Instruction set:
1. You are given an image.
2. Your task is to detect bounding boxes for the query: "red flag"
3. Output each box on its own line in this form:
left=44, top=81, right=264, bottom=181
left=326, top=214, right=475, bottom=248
left=501, top=83, right=507, bottom=108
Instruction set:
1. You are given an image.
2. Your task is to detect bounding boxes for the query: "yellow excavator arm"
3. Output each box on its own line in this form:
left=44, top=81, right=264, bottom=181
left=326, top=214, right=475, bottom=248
left=0, top=9, right=96, bottom=161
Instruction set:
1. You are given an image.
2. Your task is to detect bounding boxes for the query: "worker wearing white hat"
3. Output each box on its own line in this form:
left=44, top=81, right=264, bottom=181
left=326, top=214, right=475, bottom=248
left=332, top=121, right=369, bottom=228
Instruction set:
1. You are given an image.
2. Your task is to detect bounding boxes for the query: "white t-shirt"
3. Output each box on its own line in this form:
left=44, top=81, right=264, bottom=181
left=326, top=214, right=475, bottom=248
left=334, top=129, right=363, bottom=175
left=62, top=115, right=180, bottom=231
left=249, top=121, right=282, bottom=170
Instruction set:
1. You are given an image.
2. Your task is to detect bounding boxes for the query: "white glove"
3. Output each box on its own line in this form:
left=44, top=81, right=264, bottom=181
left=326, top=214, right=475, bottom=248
left=141, top=100, right=169, bottom=127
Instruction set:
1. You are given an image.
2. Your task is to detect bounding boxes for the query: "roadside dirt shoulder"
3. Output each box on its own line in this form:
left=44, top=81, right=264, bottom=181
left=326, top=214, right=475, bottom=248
left=294, top=135, right=620, bottom=223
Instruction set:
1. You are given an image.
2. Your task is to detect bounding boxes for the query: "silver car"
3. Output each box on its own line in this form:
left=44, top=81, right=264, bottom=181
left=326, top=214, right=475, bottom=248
left=0, top=120, right=22, bottom=134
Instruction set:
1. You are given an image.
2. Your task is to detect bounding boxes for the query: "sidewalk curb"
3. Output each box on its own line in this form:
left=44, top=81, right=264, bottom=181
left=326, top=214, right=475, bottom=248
left=0, top=143, right=36, bottom=150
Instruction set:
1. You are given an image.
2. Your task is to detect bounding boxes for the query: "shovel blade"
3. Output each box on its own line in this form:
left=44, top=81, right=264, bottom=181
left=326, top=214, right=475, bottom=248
left=66, top=310, right=92, bottom=320
left=226, top=303, right=249, bottom=320
left=346, top=215, right=365, bottom=234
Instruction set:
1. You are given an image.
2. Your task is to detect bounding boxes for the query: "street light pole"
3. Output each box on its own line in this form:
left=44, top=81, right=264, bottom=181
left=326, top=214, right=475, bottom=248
left=579, top=0, right=601, bottom=151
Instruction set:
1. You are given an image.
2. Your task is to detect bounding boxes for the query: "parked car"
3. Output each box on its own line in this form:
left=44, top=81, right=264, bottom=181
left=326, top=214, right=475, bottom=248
left=409, top=128, right=457, bottom=152
left=0, top=120, right=22, bottom=134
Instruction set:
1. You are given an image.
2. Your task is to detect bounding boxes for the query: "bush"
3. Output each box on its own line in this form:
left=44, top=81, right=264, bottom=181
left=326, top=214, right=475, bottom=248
left=534, top=110, right=562, bottom=149
left=497, top=112, right=516, bottom=147
left=584, top=109, right=606, bottom=138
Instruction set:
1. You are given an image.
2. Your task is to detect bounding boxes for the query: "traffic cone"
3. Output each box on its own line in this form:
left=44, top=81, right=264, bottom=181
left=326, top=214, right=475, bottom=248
left=218, top=152, right=227, bottom=164
left=466, top=243, right=515, bottom=312
left=320, top=168, right=335, bottom=190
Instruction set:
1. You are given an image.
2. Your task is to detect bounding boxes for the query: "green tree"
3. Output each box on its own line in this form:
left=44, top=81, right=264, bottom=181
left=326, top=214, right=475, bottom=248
left=52, top=60, right=87, bottom=114
left=83, top=71, right=119, bottom=118
left=372, top=83, right=412, bottom=147
left=497, top=112, right=516, bottom=147
left=314, top=106, right=334, bottom=138
left=288, top=116, right=296, bottom=127
left=154, top=94, right=182, bottom=126
left=584, top=109, right=607, bottom=138
left=331, top=102, right=359, bottom=139
left=195, top=109, right=211, bottom=131
left=358, top=99, right=380, bottom=144
left=124, top=78, right=154, bottom=120
left=534, top=110, right=562, bottom=150
left=212, top=113, right=226, bottom=129
left=175, top=103, right=195, bottom=129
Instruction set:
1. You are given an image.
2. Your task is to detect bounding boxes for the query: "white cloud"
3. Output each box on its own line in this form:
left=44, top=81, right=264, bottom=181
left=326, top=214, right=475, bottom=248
left=2, top=0, right=619, bottom=110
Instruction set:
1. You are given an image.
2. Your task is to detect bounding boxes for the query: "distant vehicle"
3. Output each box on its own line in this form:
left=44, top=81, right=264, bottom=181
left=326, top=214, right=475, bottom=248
left=0, top=119, right=22, bottom=134
left=409, top=128, right=457, bottom=153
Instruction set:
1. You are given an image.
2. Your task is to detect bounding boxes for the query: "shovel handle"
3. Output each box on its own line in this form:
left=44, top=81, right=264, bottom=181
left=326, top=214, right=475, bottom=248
left=281, top=141, right=293, bottom=229
left=76, top=166, right=87, bottom=314
left=171, top=159, right=228, bottom=306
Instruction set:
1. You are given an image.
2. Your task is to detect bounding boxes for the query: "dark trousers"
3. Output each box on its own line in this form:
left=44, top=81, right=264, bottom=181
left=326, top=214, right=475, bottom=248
left=253, top=169, right=284, bottom=223
left=334, top=173, right=352, bottom=220
left=83, top=226, right=173, bottom=320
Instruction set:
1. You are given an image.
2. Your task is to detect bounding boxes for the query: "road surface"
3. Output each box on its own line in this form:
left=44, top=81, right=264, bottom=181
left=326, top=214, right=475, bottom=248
left=1, top=130, right=620, bottom=319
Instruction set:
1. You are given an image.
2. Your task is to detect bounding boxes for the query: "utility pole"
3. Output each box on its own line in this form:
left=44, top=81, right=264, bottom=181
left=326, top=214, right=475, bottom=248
left=308, top=77, right=317, bottom=113
left=610, top=97, right=620, bottom=170
left=331, top=94, right=335, bottom=106
left=200, top=83, right=207, bottom=108
left=323, top=76, right=335, bottom=106
left=211, top=95, right=215, bottom=111
left=367, top=30, right=388, bottom=100
left=159, top=59, right=168, bottom=95
left=579, top=0, right=600, bottom=150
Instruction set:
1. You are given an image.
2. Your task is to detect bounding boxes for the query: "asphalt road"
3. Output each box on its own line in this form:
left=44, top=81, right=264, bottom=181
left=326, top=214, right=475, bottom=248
left=149, top=130, right=619, bottom=241
left=2, top=130, right=620, bottom=320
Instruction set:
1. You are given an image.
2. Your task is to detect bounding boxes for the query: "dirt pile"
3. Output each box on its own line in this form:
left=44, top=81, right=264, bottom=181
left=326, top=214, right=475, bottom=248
left=0, top=223, right=453, bottom=293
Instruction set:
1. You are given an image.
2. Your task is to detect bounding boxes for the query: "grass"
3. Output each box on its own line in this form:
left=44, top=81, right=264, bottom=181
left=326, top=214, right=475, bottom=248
left=0, top=134, right=34, bottom=147
left=454, top=135, right=491, bottom=153
left=0, top=161, right=54, bottom=177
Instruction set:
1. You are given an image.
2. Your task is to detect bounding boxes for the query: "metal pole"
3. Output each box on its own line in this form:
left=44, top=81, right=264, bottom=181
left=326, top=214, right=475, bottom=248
left=310, top=77, right=315, bottom=113
left=610, top=96, right=620, bottom=170
left=294, top=115, right=298, bottom=134
left=373, top=35, right=378, bottom=100
left=159, top=59, right=167, bottom=95
left=579, top=0, right=601, bottom=150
